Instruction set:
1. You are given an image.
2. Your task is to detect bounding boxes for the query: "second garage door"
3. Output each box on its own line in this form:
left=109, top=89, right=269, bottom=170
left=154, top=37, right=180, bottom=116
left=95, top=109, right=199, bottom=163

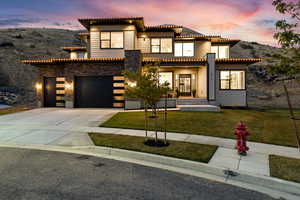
left=75, top=76, right=113, bottom=108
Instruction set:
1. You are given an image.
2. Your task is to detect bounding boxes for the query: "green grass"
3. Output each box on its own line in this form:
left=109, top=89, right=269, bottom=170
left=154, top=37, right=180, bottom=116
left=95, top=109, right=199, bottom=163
left=89, top=133, right=218, bottom=163
left=0, top=107, right=33, bottom=115
left=270, top=155, right=300, bottom=183
left=101, top=109, right=300, bottom=147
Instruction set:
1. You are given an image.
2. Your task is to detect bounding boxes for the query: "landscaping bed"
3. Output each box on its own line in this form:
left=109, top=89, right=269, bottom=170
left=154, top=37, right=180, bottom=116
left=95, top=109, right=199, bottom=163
left=88, top=133, right=217, bottom=163
left=269, top=155, right=300, bottom=184
left=101, top=109, right=300, bottom=147
left=0, top=106, right=32, bottom=115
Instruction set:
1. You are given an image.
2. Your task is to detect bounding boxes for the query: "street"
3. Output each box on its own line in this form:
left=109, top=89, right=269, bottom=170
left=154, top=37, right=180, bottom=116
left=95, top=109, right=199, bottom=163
left=0, top=147, right=276, bottom=200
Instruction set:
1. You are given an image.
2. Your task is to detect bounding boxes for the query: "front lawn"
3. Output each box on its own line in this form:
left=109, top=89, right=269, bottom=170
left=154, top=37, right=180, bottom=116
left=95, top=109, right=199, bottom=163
left=0, top=107, right=32, bottom=115
left=89, top=133, right=217, bottom=163
left=269, top=155, right=300, bottom=183
left=101, top=109, right=300, bottom=147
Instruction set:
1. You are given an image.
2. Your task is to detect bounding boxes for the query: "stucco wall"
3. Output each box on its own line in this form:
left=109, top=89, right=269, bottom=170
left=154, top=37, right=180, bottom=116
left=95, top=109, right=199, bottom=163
left=216, top=64, right=247, bottom=107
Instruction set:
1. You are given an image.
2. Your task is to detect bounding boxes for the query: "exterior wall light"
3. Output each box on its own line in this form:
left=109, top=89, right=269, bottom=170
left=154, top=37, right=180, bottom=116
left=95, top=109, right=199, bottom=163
left=127, top=81, right=137, bottom=87
left=65, top=83, right=72, bottom=89
left=35, top=83, right=42, bottom=89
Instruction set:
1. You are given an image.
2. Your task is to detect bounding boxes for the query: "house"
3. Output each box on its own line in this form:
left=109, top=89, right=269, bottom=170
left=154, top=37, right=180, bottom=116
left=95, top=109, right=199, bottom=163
left=22, top=17, right=261, bottom=109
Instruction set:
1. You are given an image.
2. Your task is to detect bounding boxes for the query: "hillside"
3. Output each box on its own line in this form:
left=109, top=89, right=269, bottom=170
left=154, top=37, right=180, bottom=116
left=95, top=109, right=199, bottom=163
left=0, top=28, right=299, bottom=107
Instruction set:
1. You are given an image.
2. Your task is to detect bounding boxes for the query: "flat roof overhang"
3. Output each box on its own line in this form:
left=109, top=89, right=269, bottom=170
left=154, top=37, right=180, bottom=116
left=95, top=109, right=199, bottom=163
left=78, top=17, right=145, bottom=31
left=142, top=58, right=262, bottom=65
left=62, top=47, right=87, bottom=52
left=22, top=58, right=124, bottom=66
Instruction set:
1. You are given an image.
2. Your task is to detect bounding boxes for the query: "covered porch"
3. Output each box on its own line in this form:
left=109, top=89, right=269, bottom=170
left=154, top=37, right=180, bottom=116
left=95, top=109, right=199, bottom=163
left=158, top=66, right=207, bottom=99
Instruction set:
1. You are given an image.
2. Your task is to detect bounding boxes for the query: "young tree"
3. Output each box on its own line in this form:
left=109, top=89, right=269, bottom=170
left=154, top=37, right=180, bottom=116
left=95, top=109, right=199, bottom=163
left=270, top=0, right=300, bottom=149
left=123, top=63, right=169, bottom=144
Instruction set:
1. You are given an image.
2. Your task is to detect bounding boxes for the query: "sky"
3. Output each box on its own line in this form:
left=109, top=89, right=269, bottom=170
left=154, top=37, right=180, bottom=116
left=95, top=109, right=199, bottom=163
left=0, top=0, right=292, bottom=46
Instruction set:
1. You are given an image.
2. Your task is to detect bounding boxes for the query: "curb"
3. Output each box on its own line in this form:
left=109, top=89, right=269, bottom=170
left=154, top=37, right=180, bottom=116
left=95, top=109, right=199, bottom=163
left=77, top=146, right=300, bottom=197
left=0, top=143, right=299, bottom=199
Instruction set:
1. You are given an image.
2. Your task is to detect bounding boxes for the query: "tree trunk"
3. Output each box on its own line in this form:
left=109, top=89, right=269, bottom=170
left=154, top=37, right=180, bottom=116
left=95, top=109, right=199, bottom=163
left=283, top=83, right=300, bottom=151
left=144, top=104, right=148, bottom=140
left=164, top=96, right=167, bottom=144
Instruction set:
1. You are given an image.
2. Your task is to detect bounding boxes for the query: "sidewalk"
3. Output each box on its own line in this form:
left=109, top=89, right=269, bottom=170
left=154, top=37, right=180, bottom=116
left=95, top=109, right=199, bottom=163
left=84, top=126, right=300, bottom=176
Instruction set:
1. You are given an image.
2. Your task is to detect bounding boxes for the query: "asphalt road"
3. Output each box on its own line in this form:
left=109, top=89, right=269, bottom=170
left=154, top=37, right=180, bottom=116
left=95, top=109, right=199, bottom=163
left=0, top=147, right=276, bottom=200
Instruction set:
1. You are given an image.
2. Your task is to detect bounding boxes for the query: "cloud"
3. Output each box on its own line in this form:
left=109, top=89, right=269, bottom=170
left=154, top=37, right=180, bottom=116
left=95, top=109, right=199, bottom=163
left=0, top=0, right=282, bottom=46
left=0, top=17, right=42, bottom=26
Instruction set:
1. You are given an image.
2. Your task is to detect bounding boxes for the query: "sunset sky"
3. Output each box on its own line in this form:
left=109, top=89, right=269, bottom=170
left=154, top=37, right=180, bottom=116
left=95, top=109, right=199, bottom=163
left=0, top=0, right=289, bottom=46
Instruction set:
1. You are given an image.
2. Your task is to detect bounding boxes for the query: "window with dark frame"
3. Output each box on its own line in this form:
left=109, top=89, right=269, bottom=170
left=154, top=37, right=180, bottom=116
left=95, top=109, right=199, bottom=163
left=220, top=70, right=245, bottom=90
left=151, top=38, right=172, bottom=53
left=100, top=31, right=124, bottom=49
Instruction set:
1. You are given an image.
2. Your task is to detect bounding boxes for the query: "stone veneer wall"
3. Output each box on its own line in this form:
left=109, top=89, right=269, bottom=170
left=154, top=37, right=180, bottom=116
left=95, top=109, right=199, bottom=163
left=37, top=62, right=124, bottom=107
left=124, top=50, right=141, bottom=73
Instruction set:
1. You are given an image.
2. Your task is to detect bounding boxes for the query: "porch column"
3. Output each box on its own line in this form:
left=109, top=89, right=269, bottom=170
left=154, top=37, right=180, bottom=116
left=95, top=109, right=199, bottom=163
left=207, top=53, right=216, bottom=101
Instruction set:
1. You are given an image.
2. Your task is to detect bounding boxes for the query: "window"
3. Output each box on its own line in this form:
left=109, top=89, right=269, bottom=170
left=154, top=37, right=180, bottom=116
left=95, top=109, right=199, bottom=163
left=211, top=46, right=229, bottom=58
left=159, top=72, right=173, bottom=88
left=100, top=32, right=124, bottom=49
left=220, top=70, right=245, bottom=90
left=151, top=38, right=172, bottom=53
left=175, top=42, right=194, bottom=57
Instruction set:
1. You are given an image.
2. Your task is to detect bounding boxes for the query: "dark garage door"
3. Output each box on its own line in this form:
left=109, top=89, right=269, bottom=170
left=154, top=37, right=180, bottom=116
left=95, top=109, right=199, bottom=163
left=75, top=76, right=113, bottom=108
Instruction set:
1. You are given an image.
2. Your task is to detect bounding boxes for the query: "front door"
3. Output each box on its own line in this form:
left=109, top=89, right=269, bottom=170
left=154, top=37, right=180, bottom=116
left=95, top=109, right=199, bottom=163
left=179, top=74, right=191, bottom=96
left=44, top=77, right=56, bottom=107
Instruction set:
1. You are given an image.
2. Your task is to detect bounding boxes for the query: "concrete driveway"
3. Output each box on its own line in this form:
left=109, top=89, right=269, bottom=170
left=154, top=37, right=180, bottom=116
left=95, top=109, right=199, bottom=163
left=0, top=108, right=121, bottom=146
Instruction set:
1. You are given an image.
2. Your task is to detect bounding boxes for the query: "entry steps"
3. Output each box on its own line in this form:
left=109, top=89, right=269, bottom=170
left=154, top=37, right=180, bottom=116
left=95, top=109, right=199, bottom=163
left=178, top=105, right=221, bottom=112
left=176, top=98, right=210, bottom=105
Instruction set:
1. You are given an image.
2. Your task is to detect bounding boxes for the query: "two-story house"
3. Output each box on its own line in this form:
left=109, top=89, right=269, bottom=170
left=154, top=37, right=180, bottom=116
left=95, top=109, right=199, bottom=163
left=22, top=17, right=261, bottom=109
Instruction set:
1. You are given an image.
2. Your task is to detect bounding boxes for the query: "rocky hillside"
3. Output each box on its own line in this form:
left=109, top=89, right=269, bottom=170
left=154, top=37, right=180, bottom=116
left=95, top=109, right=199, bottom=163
left=0, top=28, right=83, bottom=105
left=0, top=28, right=299, bottom=107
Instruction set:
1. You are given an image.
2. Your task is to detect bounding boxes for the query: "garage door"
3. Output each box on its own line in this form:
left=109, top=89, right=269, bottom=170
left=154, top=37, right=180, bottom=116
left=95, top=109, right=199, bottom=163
left=75, top=76, right=113, bottom=108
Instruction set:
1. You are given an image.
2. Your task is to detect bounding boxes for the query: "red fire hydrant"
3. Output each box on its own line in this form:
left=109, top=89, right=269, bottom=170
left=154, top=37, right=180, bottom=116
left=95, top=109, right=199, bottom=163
left=234, top=122, right=250, bottom=156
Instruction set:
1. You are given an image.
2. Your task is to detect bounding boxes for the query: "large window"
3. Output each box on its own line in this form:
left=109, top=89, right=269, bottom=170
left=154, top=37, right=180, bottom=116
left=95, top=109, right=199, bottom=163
left=159, top=72, right=173, bottom=89
left=175, top=42, right=194, bottom=57
left=211, top=46, right=229, bottom=58
left=100, top=32, right=124, bottom=49
left=220, top=70, right=245, bottom=90
left=151, top=38, right=172, bottom=53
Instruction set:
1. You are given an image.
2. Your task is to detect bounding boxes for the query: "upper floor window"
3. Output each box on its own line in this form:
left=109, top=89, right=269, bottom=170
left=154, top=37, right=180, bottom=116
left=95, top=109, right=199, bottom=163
left=175, top=42, right=194, bottom=57
left=220, top=70, right=245, bottom=90
left=211, top=46, right=229, bottom=58
left=100, top=32, right=124, bottom=49
left=151, top=38, right=172, bottom=53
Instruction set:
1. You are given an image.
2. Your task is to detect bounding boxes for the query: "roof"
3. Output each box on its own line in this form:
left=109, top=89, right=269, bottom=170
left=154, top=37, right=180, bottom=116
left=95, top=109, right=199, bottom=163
left=215, top=58, right=262, bottom=63
left=22, top=58, right=124, bottom=65
left=211, top=38, right=240, bottom=46
left=62, top=47, right=87, bottom=52
left=175, top=35, right=221, bottom=40
left=78, top=17, right=144, bottom=30
left=78, top=32, right=90, bottom=36
left=22, top=57, right=261, bottom=65
left=144, top=25, right=183, bottom=33
left=143, top=58, right=261, bottom=64
left=143, top=58, right=206, bottom=64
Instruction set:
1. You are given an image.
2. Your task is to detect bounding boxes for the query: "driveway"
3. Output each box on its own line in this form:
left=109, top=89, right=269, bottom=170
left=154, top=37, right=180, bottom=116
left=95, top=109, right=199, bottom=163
left=0, top=108, right=120, bottom=146
left=0, top=147, right=275, bottom=200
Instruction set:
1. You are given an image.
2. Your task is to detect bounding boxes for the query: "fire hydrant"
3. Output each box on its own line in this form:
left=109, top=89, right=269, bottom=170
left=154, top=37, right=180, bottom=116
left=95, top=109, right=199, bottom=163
left=234, top=122, right=250, bottom=156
